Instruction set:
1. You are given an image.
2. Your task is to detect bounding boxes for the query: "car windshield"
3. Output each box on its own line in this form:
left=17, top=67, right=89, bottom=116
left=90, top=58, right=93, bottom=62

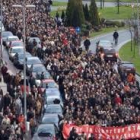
left=27, top=58, right=41, bottom=65
left=45, top=105, right=62, bottom=114
left=12, top=48, right=23, bottom=53
left=12, top=42, right=23, bottom=47
left=38, top=126, right=55, bottom=136
left=42, top=116, right=58, bottom=124
left=2, top=32, right=13, bottom=37
left=19, top=53, right=31, bottom=60
left=122, top=63, right=134, bottom=68
left=9, top=38, right=18, bottom=41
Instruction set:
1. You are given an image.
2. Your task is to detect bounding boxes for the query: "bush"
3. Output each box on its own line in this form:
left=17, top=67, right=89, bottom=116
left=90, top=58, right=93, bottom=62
left=104, top=20, right=125, bottom=27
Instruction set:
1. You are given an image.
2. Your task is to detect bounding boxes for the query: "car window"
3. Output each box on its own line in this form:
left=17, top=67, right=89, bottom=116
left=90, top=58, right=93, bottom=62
left=12, top=42, right=23, bottom=46
left=2, top=32, right=13, bottom=37
left=45, top=106, right=62, bottom=114
left=38, top=126, right=55, bottom=136
left=12, top=48, right=23, bottom=53
left=42, top=116, right=58, bottom=124
left=27, top=58, right=41, bottom=64
left=33, top=66, right=46, bottom=72
left=9, top=38, right=18, bottom=41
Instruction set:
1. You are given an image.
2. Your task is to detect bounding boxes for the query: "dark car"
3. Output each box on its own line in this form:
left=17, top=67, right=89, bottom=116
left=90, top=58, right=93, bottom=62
left=118, top=61, right=136, bottom=75
left=96, top=40, right=118, bottom=61
left=13, top=52, right=32, bottom=69
left=32, top=124, right=60, bottom=140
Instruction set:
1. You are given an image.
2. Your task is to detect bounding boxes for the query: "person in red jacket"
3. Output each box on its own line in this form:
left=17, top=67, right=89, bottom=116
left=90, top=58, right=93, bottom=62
left=115, top=94, right=122, bottom=104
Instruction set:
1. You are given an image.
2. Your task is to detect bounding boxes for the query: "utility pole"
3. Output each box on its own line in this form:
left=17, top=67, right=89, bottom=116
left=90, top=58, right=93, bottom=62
left=12, top=3, right=35, bottom=137
left=0, top=0, right=2, bottom=58
left=137, top=0, right=140, bottom=55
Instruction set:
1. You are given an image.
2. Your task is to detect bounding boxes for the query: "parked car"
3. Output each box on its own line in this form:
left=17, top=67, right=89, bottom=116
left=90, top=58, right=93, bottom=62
left=45, top=94, right=63, bottom=107
left=9, top=40, right=23, bottom=48
left=5, top=36, right=19, bottom=49
left=26, top=63, right=50, bottom=78
left=36, top=79, right=58, bottom=93
left=41, top=114, right=62, bottom=129
left=44, top=88, right=61, bottom=97
left=25, top=56, right=42, bottom=72
left=2, top=31, right=13, bottom=46
left=96, top=40, right=118, bottom=61
left=32, top=124, right=60, bottom=140
left=8, top=46, right=24, bottom=61
left=118, top=61, right=136, bottom=75
left=13, top=52, right=32, bottom=69
left=43, top=104, right=63, bottom=116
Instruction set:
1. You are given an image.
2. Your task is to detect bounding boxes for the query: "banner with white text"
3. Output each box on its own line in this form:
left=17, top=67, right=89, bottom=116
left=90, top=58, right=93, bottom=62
left=62, top=124, right=140, bottom=140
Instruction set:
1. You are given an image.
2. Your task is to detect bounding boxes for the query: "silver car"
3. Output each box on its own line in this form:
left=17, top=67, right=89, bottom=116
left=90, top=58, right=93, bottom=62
left=43, top=104, right=63, bottom=116
left=2, top=31, right=13, bottom=46
left=32, top=124, right=59, bottom=140
left=41, top=114, right=62, bottom=129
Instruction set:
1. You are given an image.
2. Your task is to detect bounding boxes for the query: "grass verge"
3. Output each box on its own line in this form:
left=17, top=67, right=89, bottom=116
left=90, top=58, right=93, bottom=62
left=50, top=9, right=66, bottom=17
left=98, top=6, right=132, bottom=20
left=119, top=41, right=140, bottom=74
left=89, top=27, right=127, bottom=37
left=52, top=1, right=67, bottom=6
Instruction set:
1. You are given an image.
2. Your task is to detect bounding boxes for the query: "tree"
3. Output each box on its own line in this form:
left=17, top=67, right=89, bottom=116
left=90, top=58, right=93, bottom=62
left=65, top=0, right=85, bottom=27
left=61, top=10, right=65, bottom=21
left=84, top=4, right=90, bottom=21
left=89, top=0, right=100, bottom=26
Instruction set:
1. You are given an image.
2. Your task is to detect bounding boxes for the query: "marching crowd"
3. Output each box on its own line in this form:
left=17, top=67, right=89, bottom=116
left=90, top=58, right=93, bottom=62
left=0, top=0, right=140, bottom=139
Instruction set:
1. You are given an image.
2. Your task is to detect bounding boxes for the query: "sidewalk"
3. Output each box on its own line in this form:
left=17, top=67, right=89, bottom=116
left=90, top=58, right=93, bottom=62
left=0, top=79, right=7, bottom=94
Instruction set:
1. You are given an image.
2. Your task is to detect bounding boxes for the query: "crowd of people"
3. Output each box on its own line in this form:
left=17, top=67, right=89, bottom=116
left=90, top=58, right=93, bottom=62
left=0, top=0, right=140, bottom=139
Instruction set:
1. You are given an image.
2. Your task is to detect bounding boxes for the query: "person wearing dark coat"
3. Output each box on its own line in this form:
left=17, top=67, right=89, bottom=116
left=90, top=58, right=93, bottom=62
left=0, top=130, right=9, bottom=140
left=68, top=127, right=78, bottom=140
left=3, top=93, right=11, bottom=110
left=0, top=95, right=3, bottom=112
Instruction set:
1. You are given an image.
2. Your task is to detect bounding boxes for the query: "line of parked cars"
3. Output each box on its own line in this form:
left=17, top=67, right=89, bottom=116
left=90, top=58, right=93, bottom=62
left=2, top=31, right=63, bottom=139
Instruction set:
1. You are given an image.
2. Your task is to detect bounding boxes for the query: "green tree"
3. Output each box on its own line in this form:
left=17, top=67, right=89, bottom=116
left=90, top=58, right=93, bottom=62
left=84, top=4, right=90, bottom=21
left=89, top=0, right=100, bottom=26
left=66, top=0, right=85, bottom=27
left=61, top=10, right=65, bottom=20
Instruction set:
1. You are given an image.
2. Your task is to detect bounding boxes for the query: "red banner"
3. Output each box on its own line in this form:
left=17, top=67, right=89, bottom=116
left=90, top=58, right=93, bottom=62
left=63, top=124, right=140, bottom=140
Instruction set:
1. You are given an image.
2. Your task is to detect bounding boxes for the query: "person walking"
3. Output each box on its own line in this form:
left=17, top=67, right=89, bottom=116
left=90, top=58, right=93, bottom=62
left=113, top=30, right=119, bottom=45
left=84, top=38, right=91, bottom=52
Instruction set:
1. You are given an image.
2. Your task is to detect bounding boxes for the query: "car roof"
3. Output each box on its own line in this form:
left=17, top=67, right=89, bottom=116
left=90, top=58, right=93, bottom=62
left=11, top=40, right=22, bottom=43
left=46, top=104, right=62, bottom=108
left=32, top=64, right=44, bottom=67
left=42, top=114, right=59, bottom=118
left=11, top=46, right=24, bottom=49
left=121, top=61, right=133, bottom=64
left=38, top=124, right=55, bottom=129
left=42, top=79, right=54, bottom=82
left=2, top=31, right=13, bottom=34
left=26, top=56, right=39, bottom=60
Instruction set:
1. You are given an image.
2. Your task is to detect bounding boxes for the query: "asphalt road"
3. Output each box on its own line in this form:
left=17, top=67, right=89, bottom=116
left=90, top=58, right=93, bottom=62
left=81, top=29, right=131, bottom=53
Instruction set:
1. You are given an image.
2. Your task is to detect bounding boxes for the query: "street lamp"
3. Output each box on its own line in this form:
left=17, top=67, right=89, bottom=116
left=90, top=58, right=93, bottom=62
left=136, top=0, right=140, bottom=55
left=12, top=4, right=35, bottom=134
